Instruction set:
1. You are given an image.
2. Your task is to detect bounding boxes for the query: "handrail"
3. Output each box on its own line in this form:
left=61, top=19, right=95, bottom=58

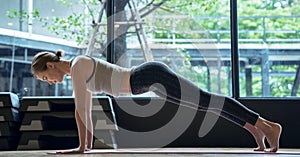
left=145, top=15, right=300, bottom=44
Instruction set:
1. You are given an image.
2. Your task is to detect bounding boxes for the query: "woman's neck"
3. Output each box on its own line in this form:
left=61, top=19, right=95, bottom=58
left=57, top=60, right=71, bottom=75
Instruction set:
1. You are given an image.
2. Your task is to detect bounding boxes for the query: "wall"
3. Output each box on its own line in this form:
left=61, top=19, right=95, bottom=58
left=112, top=97, right=299, bottom=148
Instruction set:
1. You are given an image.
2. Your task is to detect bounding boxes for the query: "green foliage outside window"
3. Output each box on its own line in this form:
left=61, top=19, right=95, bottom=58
left=5, top=0, right=300, bottom=97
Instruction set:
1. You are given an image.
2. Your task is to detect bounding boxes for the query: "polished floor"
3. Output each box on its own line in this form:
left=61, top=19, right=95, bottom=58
left=1, top=148, right=300, bottom=157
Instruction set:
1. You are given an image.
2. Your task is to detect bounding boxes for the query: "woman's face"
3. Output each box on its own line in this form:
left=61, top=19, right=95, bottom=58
left=36, top=62, right=65, bottom=85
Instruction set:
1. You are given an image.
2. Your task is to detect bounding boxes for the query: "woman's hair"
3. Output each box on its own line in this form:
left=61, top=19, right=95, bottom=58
left=31, top=49, right=64, bottom=76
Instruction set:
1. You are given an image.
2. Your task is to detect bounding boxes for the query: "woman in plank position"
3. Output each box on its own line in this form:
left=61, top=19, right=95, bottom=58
left=31, top=50, right=281, bottom=154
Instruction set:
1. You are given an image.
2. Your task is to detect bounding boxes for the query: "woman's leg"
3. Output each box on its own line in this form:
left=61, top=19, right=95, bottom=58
left=153, top=88, right=266, bottom=151
left=130, top=61, right=281, bottom=152
left=130, top=62, right=259, bottom=125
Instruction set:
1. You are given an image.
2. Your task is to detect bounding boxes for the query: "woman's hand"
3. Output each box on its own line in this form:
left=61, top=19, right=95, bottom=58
left=56, top=147, right=85, bottom=154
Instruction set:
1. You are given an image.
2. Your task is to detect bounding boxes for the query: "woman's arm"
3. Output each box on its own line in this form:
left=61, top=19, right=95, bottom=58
left=56, top=57, right=93, bottom=154
left=57, top=78, right=88, bottom=154
left=85, top=91, right=93, bottom=150
left=73, top=62, right=89, bottom=152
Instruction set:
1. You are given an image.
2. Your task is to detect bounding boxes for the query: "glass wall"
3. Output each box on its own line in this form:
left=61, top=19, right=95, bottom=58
left=0, top=0, right=83, bottom=97
left=238, top=0, right=300, bottom=97
left=119, top=0, right=232, bottom=96
left=0, top=0, right=299, bottom=98
left=0, top=42, right=78, bottom=97
left=0, top=0, right=19, bottom=31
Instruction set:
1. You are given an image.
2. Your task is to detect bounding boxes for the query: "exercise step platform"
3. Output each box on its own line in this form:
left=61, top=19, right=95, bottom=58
left=0, top=107, right=20, bottom=122
left=17, top=130, right=116, bottom=150
left=0, top=92, right=20, bottom=122
left=19, top=112, right=76, bottom=131
left=0, top=121, right=20, bottom=136
left=20, top=96, right=113, bottom=112
left=19, top=111, right=117, bottom=131
left=0, top=136, right=20, bottom=150
left=0, top=92, right=21, bottom=150
left=0, top=121, right=20, bottom=150
left=18, top=96, right=118, bottom=150
left=0, top=92, right=20, bottom=108
left=17, top=130, right=78, bottom=150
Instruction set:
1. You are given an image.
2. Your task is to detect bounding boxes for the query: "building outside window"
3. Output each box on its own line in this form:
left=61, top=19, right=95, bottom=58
left=0, top=0, right=299, bottom=98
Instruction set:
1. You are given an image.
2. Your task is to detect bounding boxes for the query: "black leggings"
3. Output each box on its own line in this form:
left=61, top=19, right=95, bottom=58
left=130, top=61, right=259, bottom=127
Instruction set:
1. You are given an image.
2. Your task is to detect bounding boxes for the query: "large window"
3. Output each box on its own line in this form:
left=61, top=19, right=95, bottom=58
left=116, top=0, right=232, bottom=95
left=0, top=0, right=299, bottom=98
left=238, top=0, right=300, bottom=97
left=0, top=0, right=84, bottom=96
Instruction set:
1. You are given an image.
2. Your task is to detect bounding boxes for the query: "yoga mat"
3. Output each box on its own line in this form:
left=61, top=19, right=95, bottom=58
left=47, top=148, right=300, bottom=155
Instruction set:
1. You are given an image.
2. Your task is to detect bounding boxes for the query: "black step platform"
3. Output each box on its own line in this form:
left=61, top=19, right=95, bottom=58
left=20, top=96, right=113, bottom=112
left=0, top=92, right=21, bottom=150
left=18, top=96, right=118, bottom=150
left=17, top=130, right=116, bottom=150
left=0, top=92, right=20, bottom=108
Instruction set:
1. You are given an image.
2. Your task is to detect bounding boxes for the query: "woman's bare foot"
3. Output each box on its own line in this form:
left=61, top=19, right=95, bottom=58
left=244, top=123, right=265, bottom=151
left=255, top=117, right=282, bottom=153
left=253, top=128, right=265, bottom=151
left=264, top=121, right=282, bottom=152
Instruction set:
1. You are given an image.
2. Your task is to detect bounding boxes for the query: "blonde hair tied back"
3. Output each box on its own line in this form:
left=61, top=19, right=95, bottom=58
left=31, top=49, right=64, bottom=77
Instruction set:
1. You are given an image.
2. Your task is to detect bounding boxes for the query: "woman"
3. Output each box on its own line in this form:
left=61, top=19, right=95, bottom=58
left=31, top=50, right=281, bottom=154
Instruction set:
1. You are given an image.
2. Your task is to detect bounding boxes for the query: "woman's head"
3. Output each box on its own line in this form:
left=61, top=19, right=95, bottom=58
left=31, top=50, right=66, bottom=84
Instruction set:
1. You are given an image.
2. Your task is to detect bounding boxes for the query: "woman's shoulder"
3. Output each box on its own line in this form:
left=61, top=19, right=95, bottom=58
left=72, top=55, right=94, bottom=65
left=70, top=55, right=95, bottom=74
left=70, top=56, right=96, bottom=82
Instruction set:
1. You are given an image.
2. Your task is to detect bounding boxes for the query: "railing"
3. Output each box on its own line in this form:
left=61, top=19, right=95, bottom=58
left=143, top=15, right=300, bottom=44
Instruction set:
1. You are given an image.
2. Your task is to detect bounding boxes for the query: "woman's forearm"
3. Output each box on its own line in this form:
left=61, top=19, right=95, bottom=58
left=85, top=91, right=93, bottom=150
left=75, top=110, right=87, bottom=151
left=86, top=115, right=93, bottom=149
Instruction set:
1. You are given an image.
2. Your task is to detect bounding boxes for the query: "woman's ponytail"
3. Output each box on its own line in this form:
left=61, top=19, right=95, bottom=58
left=56, top=49, right=64, bottom=59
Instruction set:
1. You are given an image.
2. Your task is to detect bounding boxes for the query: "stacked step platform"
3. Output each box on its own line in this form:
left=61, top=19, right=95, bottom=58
left=18, top=96, right=118, bottom=150
left=0, top=92, right=21, bottom=150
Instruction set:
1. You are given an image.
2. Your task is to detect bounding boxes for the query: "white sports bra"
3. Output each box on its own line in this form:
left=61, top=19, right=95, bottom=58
left=71, top=56, right=132, bottom=96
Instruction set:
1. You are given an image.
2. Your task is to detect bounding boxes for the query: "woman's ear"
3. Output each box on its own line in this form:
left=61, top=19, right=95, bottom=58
left=46, top=62, right=55, bottom=69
